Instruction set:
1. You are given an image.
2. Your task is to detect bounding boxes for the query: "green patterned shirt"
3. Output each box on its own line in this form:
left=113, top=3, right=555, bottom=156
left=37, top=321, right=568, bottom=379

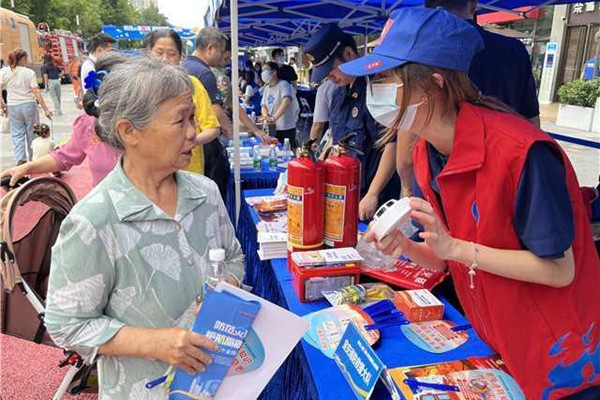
left=45, top=160, right=244, bottom=399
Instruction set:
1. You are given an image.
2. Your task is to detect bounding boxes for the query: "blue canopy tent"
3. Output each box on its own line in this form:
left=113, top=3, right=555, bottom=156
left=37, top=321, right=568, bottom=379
left=216, top=0, right=583, bottom=47
left=218, top=0, right=586, bottom=224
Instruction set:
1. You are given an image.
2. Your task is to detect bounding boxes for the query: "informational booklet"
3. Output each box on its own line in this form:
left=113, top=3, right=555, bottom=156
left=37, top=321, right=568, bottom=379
left=389, top=354, right=526, bottom=400
left=168, top=290, right=261, bottom=400
left=212, top=283, right=310, bottom=400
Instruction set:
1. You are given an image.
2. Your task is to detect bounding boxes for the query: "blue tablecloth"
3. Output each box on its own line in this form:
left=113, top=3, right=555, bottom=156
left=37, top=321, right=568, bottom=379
left=238, top=189, right=495, bottom=400
left=225, top=159, right=285, bottom=223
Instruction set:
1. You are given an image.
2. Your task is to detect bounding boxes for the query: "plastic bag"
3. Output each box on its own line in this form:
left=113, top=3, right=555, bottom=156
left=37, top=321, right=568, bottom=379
left=355, top=236, right=399, bottom=272
left=322, top=283, right=397, bottom=306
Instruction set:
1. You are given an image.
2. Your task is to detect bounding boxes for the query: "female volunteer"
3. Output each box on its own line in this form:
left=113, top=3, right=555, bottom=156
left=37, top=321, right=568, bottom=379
left=143, top=29, right=220, bottom=175
left=260, top=62, right=300, bottom=149
left=0, top=49, right=53, bottom=165
left=0, top=53, right=125, bottom=187
left=341, top=8, right=600, bottom=400
left=45, top=57, right=244, bottom=399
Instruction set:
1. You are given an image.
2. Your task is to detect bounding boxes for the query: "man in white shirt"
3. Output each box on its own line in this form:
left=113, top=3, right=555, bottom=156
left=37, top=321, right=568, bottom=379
left=80, top=33, right=116, bottom=93
left=309, top=78, right=336, bottom=141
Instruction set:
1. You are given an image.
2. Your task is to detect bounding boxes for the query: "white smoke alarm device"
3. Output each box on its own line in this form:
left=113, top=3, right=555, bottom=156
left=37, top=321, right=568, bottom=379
left=370, top=198, right=417, bottom=241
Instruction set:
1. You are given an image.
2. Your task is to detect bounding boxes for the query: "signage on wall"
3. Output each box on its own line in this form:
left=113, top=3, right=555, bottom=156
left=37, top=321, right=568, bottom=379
left=545, top=42, right=558, bottom=69
left=572, top=2, right=595, bottom=13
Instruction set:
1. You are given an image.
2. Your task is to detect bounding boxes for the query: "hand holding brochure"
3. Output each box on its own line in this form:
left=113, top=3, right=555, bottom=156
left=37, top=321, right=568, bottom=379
left=168, top=290, right=261, bottom=400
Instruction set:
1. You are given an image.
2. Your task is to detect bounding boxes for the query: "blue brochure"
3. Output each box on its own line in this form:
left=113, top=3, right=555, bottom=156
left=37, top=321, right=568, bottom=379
left=169, top=290, right=261, bottom=400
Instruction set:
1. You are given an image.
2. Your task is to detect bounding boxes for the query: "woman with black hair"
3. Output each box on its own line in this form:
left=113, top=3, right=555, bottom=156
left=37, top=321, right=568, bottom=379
left=143, top=28, right=220, bottom=176
left=260, top=61, right=299, bottom=149
left=241, top=70, right=261, bottom=114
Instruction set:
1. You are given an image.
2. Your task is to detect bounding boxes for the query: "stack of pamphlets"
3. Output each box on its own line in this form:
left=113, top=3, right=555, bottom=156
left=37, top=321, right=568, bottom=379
left=257, top=232, right=287, bottom=260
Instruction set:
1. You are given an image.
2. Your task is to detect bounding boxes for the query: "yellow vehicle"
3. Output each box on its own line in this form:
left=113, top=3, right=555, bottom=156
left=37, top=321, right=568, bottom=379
left=0, top=7, right=45, bottom=83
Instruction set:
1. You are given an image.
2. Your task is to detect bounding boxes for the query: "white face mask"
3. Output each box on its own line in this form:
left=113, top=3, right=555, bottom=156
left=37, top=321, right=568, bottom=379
left=261, top=70, right=273, bottom=83
left=366, top=82, right=403, bottom=127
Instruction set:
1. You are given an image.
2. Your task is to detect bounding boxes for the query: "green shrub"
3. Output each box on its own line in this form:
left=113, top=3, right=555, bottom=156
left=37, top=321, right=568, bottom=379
left=557, top=79, right=600, bottom=108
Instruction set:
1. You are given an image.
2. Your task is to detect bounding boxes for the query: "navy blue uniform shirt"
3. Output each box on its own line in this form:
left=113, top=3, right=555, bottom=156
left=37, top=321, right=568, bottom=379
left=469, top=21, right=540, bottom=120
left=422, top=142, right=574, bottom=259
left=329, top=77, right=400, bottom=203
left=182, top=55, right=222, bottom=105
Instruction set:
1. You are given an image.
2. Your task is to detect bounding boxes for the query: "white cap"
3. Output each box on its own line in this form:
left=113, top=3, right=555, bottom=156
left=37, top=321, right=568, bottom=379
left=209, top=248, right=226, bottom=262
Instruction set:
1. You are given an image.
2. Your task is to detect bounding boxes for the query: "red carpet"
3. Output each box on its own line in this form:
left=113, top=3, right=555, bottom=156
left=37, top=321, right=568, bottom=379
left=1, top=161, right=97, bottom=400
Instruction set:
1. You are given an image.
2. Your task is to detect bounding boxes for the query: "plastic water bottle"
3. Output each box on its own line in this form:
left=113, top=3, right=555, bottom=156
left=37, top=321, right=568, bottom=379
left=205, top=248, right=227, bottom=292
left=262, top=119, right=269, bottom=136
left=269, top=144, right=278, bottom=170
left=283, top=138, right=292, bottom=162
left=251, top=111, right=256, bottom=124
left=253, top=145, right=261, bottom=170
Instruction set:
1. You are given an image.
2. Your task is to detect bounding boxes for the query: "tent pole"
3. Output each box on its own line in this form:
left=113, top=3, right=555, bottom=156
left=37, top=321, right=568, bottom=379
left=231, top=0, right=242, bottom=227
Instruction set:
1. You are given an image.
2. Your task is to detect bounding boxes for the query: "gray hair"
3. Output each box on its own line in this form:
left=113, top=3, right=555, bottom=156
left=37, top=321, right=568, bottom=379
left=195, top=26, right=227, bottom=52
left=95, top=51, right=128, bottom=72
left=97, top=57, right=193, bottom=150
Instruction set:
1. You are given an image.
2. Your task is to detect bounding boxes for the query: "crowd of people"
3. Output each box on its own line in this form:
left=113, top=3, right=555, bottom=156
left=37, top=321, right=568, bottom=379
left=0, top=0, right=599, bottom=398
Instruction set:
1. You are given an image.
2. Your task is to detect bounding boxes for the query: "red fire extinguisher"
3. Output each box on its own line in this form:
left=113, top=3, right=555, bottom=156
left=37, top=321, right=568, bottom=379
left=287, top=141, right=325, bottom=254
left=323, top=134, right=361, bottom=248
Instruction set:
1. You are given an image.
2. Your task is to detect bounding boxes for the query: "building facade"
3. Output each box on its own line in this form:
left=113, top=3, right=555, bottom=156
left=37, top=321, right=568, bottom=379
left=129, top=0, right=158, bottom=12
left=538, top=2, right=599, bottom=103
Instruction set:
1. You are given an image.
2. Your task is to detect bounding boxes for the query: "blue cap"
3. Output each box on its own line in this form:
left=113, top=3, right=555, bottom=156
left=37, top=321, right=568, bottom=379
left=303, top=23, right=355, bottom=83
left=339, top=8, right=484, bottom=77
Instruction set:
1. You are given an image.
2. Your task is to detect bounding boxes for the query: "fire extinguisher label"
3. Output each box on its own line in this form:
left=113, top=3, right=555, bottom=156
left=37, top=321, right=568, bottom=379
left=324, top=184, right=346, bottom=244
left=287, top=185, right=304, bottom=245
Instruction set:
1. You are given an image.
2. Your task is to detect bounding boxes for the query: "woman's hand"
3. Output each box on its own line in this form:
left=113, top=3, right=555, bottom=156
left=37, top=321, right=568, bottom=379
left=44, top=109, right=53, bottom=119
left=151, top=327, right=218, bottom=375
left=359, top=193, right=379, bottom=221
left=1, top=164, right=29, bottom=187
left=364, top=228, right=413, bottom=259
left=409, top=197, right=458, bottom=260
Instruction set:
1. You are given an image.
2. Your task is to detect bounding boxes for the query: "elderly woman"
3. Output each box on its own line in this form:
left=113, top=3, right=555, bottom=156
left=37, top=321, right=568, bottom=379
left=44, top=58, right=245, bottom=399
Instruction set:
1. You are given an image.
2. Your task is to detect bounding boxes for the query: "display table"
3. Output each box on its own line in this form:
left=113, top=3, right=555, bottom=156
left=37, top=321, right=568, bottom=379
left=225, top=160, right=285, bottom=223
left=239, top=189, right=495, bottom=400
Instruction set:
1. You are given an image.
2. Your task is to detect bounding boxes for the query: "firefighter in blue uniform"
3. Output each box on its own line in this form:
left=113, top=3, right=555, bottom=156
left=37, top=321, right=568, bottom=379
left=303, top=23, right=400, bottom=220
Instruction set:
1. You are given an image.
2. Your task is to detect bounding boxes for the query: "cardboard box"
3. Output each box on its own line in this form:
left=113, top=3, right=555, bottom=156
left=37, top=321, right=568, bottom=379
left=394, top=289, right=444, bottom=322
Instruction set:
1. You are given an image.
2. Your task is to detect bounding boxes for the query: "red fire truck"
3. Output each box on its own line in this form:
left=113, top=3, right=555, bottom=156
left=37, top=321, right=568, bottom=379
left=38, top=25, right=86, bottom=83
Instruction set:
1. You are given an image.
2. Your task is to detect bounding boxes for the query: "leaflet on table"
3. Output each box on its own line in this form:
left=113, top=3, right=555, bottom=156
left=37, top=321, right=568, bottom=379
left=292, top=247, right=364, bottom=267
left=168, top=290, right=261, bottom=400
left=401, top=320, right=469, bottom=353
left=212, top=282, right=310, bottom=400
left=389, top=354, right=526, bottom=400
left=257, top=232, right=287, bottom=243
left=303, top=304, right=380, bottom=358
left=245, top=194, right=287, bottom=207
left=334, top=322, right=385, bottom=400
left=256, top=217, right=288, bottom=233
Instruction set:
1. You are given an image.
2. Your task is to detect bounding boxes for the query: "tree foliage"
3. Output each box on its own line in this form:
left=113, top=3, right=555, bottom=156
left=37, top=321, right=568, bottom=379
left=4, top=0, right=150, bottom=38
left=139, top=6, right=168, bottom=26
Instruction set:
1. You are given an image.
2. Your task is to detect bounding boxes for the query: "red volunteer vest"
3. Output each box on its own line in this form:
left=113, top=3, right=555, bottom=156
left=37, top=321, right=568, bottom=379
left=413, top=103, right=600, bottom=400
